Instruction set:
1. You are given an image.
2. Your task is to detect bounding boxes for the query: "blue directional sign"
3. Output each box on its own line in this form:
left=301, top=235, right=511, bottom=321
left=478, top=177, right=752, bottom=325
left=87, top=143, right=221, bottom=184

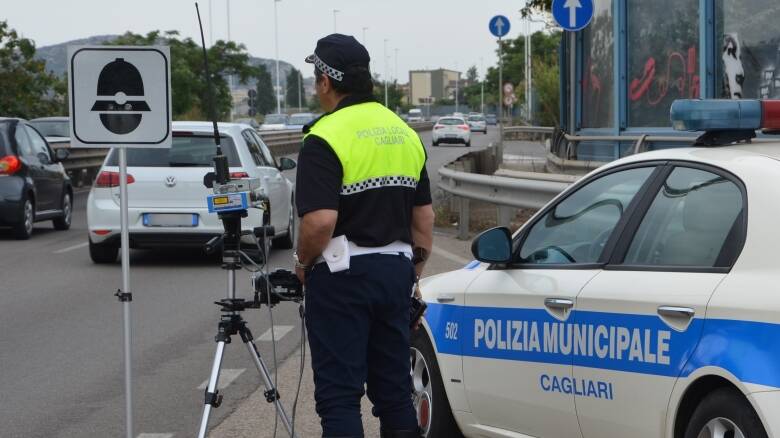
left=552, top=0, right=594, bottom=32
left=489, top=15, right=511, bottom=38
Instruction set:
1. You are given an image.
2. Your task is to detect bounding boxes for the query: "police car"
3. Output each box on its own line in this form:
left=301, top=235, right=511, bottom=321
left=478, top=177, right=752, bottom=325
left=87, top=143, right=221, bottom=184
left=413, top=99, right=780, bottom=438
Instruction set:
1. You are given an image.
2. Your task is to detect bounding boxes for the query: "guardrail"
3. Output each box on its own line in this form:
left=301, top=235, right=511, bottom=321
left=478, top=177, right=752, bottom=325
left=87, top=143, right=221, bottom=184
left=56, top=121, right=434, bottom=187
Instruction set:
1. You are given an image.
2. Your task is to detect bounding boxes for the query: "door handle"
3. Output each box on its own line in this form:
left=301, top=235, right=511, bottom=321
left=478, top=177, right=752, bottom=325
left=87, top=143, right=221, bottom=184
left=436, top=294, right=455, bottom=303
left=544, top=298, right=574, bottom=310
left=657, top=306, right=695, bottom=318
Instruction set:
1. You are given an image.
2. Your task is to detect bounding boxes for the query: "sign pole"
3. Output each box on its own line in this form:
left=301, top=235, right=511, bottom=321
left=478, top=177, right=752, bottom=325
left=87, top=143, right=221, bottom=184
left=118, top=145, right=134, bottom=438
left=498, top=35, right=504, bottom=166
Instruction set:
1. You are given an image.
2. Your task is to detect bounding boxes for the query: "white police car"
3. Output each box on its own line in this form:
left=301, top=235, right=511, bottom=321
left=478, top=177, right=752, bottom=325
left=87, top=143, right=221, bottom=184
left=412, top=99, right=780, bottom=438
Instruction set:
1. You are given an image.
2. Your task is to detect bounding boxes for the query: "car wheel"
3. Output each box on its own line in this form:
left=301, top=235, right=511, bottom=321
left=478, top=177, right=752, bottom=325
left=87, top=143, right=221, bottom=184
left=465, top=141, right=471, bottom=147
left=432, top=140, right=439, bottom=147
left=12, top=196, right=35, bottom=240
left=410, top=329, right=464, bottom=438
left=683, top=387, right=767, bottom=438
left=89, top=240, right=119, bottom=264
left=53, top=191, right=72, bottom=230
left=272, top=201, right=295, bottom=250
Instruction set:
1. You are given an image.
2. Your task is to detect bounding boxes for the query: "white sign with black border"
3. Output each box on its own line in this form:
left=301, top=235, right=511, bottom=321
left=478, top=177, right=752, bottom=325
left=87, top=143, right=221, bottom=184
left=68, top=46, right=172, bottom=148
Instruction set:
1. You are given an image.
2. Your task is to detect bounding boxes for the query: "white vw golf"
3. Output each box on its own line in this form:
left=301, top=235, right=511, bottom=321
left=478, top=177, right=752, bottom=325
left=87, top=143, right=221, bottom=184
left=86, top=121, right=296, bottom=263
left=413, top=99, right=780, bottom=438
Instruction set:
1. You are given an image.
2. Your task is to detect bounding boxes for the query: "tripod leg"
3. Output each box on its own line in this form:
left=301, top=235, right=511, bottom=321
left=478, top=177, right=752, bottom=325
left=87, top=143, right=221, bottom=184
left=198, top=341, right=227, bottom=438
left=242, top=332, right=298, bottom=437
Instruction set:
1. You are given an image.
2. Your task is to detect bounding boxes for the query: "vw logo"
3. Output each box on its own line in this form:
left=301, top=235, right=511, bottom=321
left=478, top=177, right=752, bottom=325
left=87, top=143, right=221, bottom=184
left=164, top=176, right=176, bottom=187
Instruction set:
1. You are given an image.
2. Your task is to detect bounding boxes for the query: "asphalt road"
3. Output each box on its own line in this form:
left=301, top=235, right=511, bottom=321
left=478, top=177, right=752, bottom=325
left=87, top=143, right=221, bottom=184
left=0, top=126, right=499, bottom=438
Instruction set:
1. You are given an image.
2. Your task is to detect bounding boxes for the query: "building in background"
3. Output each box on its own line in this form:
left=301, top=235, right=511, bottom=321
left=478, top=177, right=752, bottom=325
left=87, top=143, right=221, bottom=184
left=408, top=69, right=460, bottom=105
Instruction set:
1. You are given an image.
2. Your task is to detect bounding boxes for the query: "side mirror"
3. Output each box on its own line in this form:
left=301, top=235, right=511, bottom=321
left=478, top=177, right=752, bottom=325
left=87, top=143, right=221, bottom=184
left=54, top=148, right=69, bottom=162
left=278, top=157, right=297, bottom=171
left=471, top=227, right=513, bottom=264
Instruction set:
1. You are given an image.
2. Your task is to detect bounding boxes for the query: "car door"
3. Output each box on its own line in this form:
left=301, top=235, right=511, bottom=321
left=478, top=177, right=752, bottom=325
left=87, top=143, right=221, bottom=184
left=24, top=124, right=61, bottom=211
left=13, top=123, right=51, bottom=211
left=242, top=129, right=287, bottom=231
left=461, top=164, right=660, bottom=438
left=573, top=164, right=746, bottom=438
left=252, top=130, right=290, bottom=228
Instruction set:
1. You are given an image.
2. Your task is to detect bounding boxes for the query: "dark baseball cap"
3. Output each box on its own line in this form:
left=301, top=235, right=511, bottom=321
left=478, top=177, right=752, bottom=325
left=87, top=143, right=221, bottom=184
left=305, top=34, right=370, bottom=82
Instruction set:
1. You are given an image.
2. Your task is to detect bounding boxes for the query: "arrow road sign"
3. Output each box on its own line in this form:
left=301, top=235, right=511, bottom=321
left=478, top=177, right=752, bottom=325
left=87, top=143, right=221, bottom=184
left=552, top=0, right=593, bottom=31
left=489, top=15, right=511, bottom=38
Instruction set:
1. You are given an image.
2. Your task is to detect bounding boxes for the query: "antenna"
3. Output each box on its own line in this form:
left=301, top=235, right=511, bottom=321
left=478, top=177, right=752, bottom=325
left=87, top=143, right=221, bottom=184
left=195, top=2, right=229, bottom=184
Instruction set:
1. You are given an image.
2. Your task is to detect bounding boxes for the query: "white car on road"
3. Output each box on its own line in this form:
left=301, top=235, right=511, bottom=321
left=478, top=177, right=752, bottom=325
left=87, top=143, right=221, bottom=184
left=432, top=117, right=471, bottom=147
left=87, top=121, right=296, bottom=263
left=466, top=114, right=487, bottom=134
left=413, top=99, right=780, bottom=438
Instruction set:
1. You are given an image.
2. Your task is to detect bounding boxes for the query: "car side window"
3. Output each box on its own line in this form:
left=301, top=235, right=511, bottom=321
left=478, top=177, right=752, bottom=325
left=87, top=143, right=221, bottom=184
left=518, top=167, right=655, bottom=265
left=251, top=131, right=278, bottom=168
left=24, top=125, right=51, bottom=162
left=622, top=167, right=743, bottom=267
left=242, top=129, right=268, bottom=166
left=14, top=125, right=34, bottom=157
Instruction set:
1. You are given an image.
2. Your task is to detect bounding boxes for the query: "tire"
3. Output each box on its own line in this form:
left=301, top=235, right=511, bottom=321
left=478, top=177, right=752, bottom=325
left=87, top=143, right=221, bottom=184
left=410, top=329, right=464, bottom=438
left=53, top=191, right=72, bottom=230
left=89, top=240, right=119, bottom=264
left=432, top=140, right=439, bottom=147
left=12, top=196, right=35, bottom=240
left=683, top=387, right=767, bottom=438
left=272, top=200, right=295, bottom=250
left=465, top=141, right=471, bottom=147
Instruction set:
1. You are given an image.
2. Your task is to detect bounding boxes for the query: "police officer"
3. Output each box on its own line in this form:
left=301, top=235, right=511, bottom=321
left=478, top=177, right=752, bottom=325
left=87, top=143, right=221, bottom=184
left=294, top=34, right=434, bottom=438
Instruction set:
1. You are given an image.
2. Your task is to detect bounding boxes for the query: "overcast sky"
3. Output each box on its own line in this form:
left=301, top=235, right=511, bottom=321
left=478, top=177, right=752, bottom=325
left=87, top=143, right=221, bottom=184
left=5, top=0, right=547, bottom=81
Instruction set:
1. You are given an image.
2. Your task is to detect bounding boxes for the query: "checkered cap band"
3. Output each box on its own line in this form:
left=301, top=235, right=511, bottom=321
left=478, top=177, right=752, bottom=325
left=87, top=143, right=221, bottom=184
left=307, top=54, right=344, bottom=82
left=341, top=176, right=418, bottom=195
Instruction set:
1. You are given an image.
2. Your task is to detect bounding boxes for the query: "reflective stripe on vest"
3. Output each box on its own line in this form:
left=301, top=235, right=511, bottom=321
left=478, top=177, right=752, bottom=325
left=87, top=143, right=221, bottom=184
left=304, top=101, right=426, bottom=195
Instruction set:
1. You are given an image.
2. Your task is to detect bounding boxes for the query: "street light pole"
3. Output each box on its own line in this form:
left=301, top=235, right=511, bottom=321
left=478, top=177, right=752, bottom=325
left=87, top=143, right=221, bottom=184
left=227, top=0, right=233, bottom=121
left=274, top=0, right=281, bottom=114
left=333, top=9, right=339, bottom=33
left=455, top=61, right=459, bottom=114
left=297, top=71, right=302, bottom=110
left=480, top=57, right=485, bottom=114
left=384, top=38, right=389, bottom=108
left=362, top=27, right=368, bottom=45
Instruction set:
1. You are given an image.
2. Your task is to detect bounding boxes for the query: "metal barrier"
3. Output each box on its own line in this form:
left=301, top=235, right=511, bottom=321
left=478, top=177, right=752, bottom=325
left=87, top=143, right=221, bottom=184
left=56, top=121, right=434, bottom=186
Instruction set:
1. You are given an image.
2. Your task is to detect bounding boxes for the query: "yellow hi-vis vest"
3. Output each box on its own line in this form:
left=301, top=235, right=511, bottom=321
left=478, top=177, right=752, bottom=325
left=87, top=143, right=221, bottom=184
left=304, top=101, right=426, bottom=195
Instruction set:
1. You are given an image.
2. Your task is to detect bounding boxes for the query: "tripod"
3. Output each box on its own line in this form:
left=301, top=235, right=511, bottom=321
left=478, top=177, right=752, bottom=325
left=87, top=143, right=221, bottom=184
left=197, top=210, right=297, bottom=438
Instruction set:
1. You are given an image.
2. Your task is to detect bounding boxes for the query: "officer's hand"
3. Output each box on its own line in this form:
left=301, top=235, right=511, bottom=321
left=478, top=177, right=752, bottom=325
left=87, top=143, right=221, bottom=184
left=412, top=284, right=425, bottom=331
left=295, top=266, right=307, bottom=286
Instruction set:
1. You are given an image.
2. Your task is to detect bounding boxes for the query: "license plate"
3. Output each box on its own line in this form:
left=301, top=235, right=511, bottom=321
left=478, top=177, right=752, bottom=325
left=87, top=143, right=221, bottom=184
left=142, top=213, right=198, bottom=227
left=446, top=134, right=458, bottom=138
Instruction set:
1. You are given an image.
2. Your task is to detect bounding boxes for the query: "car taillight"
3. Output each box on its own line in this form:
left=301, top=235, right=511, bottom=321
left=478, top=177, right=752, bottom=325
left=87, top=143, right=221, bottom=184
left=230, top=172, right=249, bottom=178
left=458, top=125, right=470, bottom=131
left=95, top=171, right=135, bottom=188
left=0, top=155, right=21, bottom=175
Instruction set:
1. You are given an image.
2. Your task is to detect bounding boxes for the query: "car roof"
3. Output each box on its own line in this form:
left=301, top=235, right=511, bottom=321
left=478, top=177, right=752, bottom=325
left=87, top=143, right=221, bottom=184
left=30, top=116, right=68, bottom=122
left=172, top=121, right=248, bottom=136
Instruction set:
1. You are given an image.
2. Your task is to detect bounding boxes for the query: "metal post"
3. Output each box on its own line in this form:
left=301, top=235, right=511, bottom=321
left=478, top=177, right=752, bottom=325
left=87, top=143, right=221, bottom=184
left=297, top=71, right=302, bottom=110
left=497, top=206, right=513, bottom=228
left=333, top=9, right=339, bottom=33
left=458, top=197, right=470, bottom=240
left=274, top=0, right=281, bottom=114
left=569, top=31, right=576, bottom=138
left=384, top=39, right=389, bottom=107
left=118, top=146, right=133, bottom=438
left=362, top=27, right=368, bottom=44
left=394, top=48, right=399, bottom=84
left=455, top=62, right=459, bottom=114
left=497, top=36, right=504, bottom=166
left=528, top=19, right=533, bottom=124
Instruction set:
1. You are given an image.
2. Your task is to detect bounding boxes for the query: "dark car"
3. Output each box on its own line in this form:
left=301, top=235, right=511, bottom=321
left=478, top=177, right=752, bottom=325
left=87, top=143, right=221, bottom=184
left=0, top=118, right=72, bottom=239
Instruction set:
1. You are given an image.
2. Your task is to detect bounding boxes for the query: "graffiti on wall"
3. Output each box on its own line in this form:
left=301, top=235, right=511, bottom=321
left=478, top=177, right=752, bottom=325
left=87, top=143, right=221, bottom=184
left=629, top=47, right=700, bottom=106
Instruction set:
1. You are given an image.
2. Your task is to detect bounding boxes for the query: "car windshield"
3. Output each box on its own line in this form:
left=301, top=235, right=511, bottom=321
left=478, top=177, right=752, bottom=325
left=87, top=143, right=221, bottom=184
left=106, top=135, right=241, bottom=167
left=468, top=115, right=485, bottom=121
left=438, top=118, right=464, bottom=125
left=288, top=115, right=314, bottom=125
left=30, top=120, right=69, bottom=137
left=264, top=114, right=288, bottom=124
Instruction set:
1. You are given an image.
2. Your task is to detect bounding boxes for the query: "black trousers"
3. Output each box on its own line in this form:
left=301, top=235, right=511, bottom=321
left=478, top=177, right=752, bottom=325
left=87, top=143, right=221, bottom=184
left=305, top=253, right=418, bottom=437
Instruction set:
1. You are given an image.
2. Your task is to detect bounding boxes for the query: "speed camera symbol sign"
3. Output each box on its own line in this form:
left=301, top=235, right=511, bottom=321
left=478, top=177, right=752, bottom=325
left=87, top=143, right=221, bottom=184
left=68, top=46, right=172, bottom=148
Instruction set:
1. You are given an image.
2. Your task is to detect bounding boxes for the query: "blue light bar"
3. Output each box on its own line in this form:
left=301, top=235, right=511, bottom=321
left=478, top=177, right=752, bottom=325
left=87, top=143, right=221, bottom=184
left=670, top=99, right=762, bottom=131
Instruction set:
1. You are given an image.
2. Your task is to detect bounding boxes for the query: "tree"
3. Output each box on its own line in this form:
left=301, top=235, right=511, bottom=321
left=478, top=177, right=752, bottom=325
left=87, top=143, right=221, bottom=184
left=521, top=0, right=552, bottom=17
left=466, top=65, right=478, bottom=84
left=0, top=21, right=66, bottom=118
left=372, top=74, right=404, bottom=112
left=254, top=64, right=275, bottom=115
left=285, top=67, right=306, bottom=109
left=108, top=31, right=262, bottom=120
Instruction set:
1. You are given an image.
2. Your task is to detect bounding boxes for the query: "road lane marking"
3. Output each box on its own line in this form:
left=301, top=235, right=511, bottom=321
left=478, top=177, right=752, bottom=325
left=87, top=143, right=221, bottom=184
left=198, top=368, right=246, bottom=390
left=432, top=245, right=471, bottom=266
left=257, top=325, right=294, bottom=342
left=137, top=434, right=174, bottom=438
left=53, top=242, right=88, bottom=254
